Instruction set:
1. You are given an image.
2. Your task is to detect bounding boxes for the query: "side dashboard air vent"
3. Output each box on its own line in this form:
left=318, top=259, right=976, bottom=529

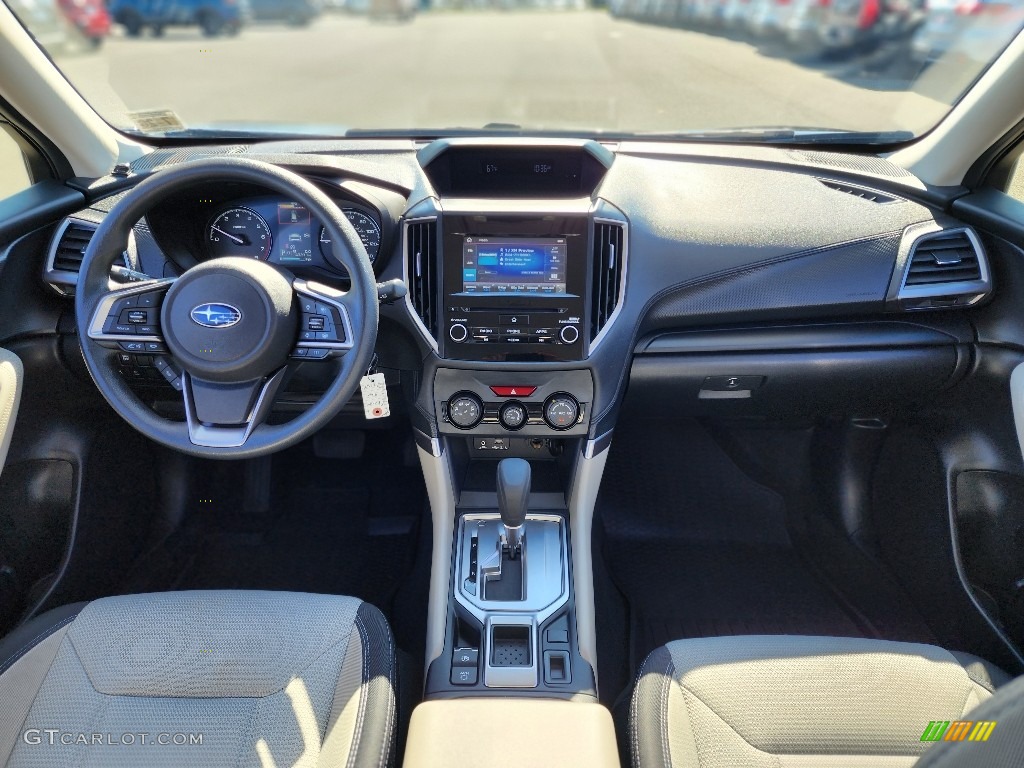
left=45, top=219, right=98, bottom=295
left=405, top=219, right=439, bottom=342
left=591, top=221, right=626, bottom=342
left=897, top=227, right=991, bottom=310
left=818, top=179, right=900, bottom=204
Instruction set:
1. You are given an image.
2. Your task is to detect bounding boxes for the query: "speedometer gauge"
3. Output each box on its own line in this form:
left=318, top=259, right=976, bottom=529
left=319, top=209, right=382, bottom=265
left=207, top=208, right=272, bottom=260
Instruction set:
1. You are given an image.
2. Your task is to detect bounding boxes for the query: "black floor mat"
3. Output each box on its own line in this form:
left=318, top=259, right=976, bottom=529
left=596, top=417, right=930, bottom=700
left=123, top=429, right=428, bottom=659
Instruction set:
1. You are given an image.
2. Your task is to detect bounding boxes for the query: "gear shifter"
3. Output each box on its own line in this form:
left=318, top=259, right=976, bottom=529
left=497, top=458, right=530, bottom=559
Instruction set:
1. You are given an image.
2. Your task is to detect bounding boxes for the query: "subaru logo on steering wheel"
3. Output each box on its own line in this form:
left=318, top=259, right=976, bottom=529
left=190, top=303, right=242, bottom=328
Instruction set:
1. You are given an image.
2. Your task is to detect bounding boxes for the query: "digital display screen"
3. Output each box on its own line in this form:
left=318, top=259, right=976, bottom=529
left=276, top=203, right=313, bottom=263
left=462, top=237, right=567, bottom=295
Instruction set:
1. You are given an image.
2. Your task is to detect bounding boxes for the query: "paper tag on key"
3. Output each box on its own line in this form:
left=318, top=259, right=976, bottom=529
left=360, top=372, right=390, bottom=420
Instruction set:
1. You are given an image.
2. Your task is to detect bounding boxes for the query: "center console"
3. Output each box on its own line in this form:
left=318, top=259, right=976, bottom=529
left=410, top=141, right=623, bottom=707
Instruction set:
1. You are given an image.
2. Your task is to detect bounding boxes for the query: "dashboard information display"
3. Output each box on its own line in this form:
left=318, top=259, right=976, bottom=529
left=462, top=237, right=567, bottom=294
left=276, top=203, right=314, bottom=263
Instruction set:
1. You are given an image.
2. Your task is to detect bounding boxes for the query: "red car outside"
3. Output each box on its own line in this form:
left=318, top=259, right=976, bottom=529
left=57, top=0, right=111, bottom=47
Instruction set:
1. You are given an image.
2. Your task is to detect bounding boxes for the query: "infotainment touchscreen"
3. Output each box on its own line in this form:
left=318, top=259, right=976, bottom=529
left=461, top=237, right=567, bottom=295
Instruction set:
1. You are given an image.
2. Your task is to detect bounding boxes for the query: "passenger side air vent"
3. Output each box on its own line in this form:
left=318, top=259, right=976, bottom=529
left=45, top=219, right=98, bottom=295
left=896, top=227, right=991, bottom=310
left=405, top=218, right=439, bottom=342
left=590, top=221, right=626, bottom=342
left=818, top=179, right=899, bottom=204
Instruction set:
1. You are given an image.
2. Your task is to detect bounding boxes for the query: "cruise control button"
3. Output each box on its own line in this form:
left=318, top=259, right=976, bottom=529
left=291, top=348, right=309, bottom=358
left=300, top=331, right=317, bottom=341
left=307, top=348, right=329, bottom=359
left=307, top=315, right=326, bottom=331
left=315, top=331, right=335, bottom=341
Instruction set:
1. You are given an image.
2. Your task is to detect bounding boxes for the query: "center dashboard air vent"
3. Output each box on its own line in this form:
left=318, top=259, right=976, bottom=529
left=405, top=218, right=439, bottom=343
left=896, top=226, right=991, bottom=310
left=590, top=221, right=626, bottom=342
left=45, top=218, right=98, bottom=295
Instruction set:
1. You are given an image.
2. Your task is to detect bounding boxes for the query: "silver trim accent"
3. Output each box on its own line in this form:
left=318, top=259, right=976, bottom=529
left=87, top=278, right=176, bottom=344
left=483, top=615, right=539, bottom=688
left=44, top=217, right=97, bottom=294
left=455, top=513, right=568, bottom=628
left=402, top=216, right=440, bottom=352
left=182, top=367, right=287, bottom=448
left=894, top=224, right=992, bottom=310
left=293, top=279, right=356, bottom=351
left=588, top=217, right=629, bottom=354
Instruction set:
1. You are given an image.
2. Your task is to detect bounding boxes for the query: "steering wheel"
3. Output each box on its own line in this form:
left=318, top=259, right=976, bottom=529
left=75, top=158, right=379, bottom=459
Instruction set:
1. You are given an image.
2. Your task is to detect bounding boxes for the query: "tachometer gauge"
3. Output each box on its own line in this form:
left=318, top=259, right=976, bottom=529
left=319, top=209, right=382, bottom=266
left=207, top=208, right=272, bottom=260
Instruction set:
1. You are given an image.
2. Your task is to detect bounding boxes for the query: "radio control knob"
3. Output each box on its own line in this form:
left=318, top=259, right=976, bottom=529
left=449, top=324, right=468, bottom=343
left=559, top=325, right=580, bottom=344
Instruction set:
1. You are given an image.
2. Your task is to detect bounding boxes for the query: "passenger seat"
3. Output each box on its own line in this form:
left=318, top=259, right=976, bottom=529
left=630, top=635, right=1023, bottom=767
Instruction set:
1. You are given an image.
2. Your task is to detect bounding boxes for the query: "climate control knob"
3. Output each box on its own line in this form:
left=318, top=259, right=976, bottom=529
left=449, top=324, right=468, bottom=343
left=447, top=392, right=483, bottom=429
left=544, top=394, right=580, bottom=431
left=498, top=401, right=528, bottom=431
left=559, top=325, right=580, bottom=344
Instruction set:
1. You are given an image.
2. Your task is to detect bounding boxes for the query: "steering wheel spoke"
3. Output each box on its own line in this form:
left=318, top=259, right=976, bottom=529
left=87, top=278, right=175, bottom=355
left=182, top=368, right=288, bottom=448
left=290, top=278, right=356, bottom=362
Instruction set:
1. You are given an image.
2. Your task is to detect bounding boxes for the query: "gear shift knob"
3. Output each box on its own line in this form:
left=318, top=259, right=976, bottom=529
left=497, top=458, right=530, bottom=554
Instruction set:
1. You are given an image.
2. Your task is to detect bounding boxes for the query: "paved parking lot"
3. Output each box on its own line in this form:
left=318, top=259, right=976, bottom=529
left=55, top=10, right=952, bottom=136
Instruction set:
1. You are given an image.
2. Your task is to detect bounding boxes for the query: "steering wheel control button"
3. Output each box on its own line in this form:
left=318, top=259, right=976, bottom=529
left=145, top=341, right=167, bottom=353
left=307, top=315, right=326, bottom=331
left=498, top=401, right=528, bottom=431
left=449, top=323, right=468, bottom=343
left=544, top=394, right=580, bottom=430
left=559, top=325, right=580, bottom=344
left=119, top=341, right=146, bottom=352
left=490, top=386, right=537, bottom=398
left=447, top=393, right=484, bottom=429
left=136, top=292, right=161, bottom=308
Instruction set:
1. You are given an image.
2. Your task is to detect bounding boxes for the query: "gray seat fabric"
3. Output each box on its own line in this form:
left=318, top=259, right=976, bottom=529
left=0, top=590, right=397, bottom=768
left=630, top=635, right=1017, bottom=768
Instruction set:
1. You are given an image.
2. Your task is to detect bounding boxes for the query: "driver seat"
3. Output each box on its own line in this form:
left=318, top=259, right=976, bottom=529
left=0, top=590, right=397, bottom=768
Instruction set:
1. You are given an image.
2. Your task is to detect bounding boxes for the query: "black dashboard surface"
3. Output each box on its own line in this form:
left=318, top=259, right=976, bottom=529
left=52, top=139, right=989, bottom=440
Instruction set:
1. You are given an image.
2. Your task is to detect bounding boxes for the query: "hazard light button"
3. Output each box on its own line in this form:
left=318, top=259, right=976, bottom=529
left=489, top=386, right=537, bottom=398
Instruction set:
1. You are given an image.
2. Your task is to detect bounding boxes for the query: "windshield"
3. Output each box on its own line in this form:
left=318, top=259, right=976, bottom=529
left=5, top=0, right=1024, bottom=143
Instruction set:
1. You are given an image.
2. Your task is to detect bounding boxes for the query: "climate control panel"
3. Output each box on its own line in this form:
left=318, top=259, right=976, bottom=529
left=434, top=369, right=593, bottom=438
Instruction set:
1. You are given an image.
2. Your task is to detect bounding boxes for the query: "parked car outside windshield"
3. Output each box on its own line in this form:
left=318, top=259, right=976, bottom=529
left=4, top=0, right=1024, bottom=143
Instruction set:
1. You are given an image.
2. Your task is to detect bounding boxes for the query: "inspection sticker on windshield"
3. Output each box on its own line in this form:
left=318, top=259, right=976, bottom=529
left=126, top=109, right=185, bottom=134
left=360, top=373, right=390, bottom=420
